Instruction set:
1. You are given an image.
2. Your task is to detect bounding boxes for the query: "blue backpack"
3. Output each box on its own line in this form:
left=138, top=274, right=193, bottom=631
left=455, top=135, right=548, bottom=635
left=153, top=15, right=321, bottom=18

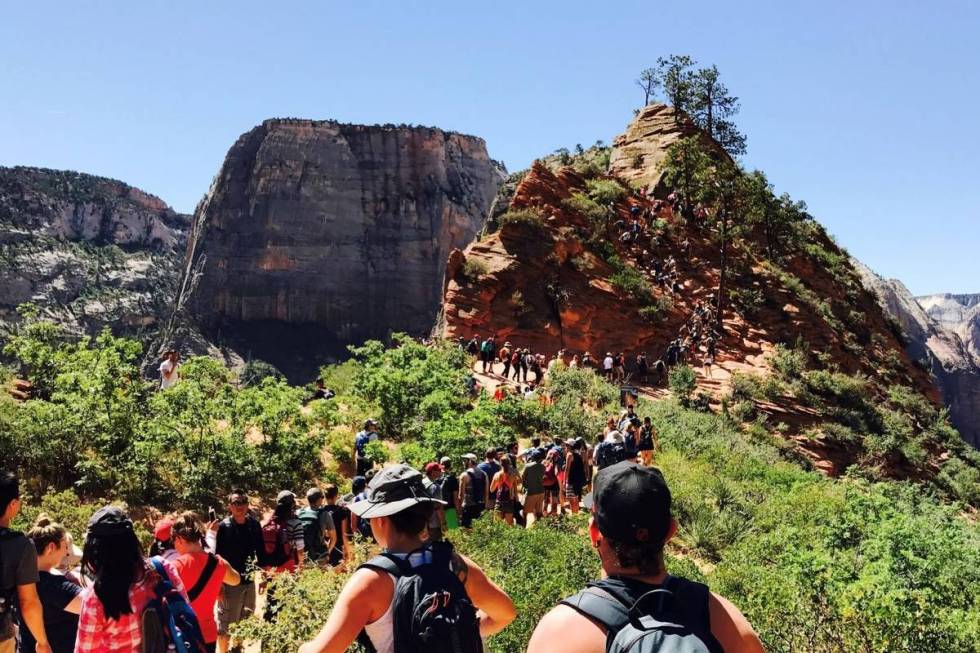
left=141, top=558, right=209, bottom=653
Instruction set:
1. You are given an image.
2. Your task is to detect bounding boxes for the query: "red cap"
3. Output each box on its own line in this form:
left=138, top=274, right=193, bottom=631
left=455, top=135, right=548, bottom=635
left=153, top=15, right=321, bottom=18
left=154, top=519, right=173, bottom=541
left=424, top=462, right=442, bottom=475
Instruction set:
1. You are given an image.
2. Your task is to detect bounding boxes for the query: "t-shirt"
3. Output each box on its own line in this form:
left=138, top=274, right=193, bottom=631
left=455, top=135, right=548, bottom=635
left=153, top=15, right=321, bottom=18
left=214, top=516, right=262, bottom=580
left=354, top=430, right=379, bottom=456
left=172, top=552, right=228, bottom=644
left=440, top=474, right=460, bottom=507
left=477, top=461, right=501, bottom=501
left=0, top=529, right=39, bottom=642
left=521, top=461, right=545, bottom=495
left=159, top=360, right=178, bottom=389
left=603, top=356, right=614, bottom=370
left=461, top=468, right=487, bottom=507
left=17, top=571, right=80, bottom=653
left=321, top=504, right=350, bottom=557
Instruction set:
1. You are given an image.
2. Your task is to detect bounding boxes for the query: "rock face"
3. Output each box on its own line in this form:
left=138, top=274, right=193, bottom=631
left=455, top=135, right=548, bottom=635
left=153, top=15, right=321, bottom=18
left=0, top=166, right=188, bottom=338
left=854, top=266, right=980, bottom=448
left=174, top=119, right=503, bottom=379
left=917, top=293, right=980, bottom=361
left=608, top=103, right=726, bottom=191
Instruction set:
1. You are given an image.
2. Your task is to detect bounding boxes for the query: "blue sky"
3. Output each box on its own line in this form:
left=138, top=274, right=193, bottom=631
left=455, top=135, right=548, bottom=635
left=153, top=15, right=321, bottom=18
left=2, top=1, right=977, bottom=295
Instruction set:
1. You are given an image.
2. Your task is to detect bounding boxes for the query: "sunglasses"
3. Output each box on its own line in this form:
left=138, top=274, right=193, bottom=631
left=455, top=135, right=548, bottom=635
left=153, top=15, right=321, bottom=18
left=230, top=499, right=248, bottom=506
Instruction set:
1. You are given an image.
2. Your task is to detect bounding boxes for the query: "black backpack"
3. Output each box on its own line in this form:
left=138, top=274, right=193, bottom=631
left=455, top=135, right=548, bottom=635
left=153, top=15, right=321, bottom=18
left=561, top=576, right=724, bottom=653
left=357, top=542, right=482, bottom=653
left=595, top=441, right=627, bottom=469
left=0, top=528, right=19, bottom=632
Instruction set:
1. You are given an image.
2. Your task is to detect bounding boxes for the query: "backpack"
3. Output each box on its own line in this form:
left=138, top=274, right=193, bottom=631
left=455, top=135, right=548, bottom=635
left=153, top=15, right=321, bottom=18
left=141, top=558, right=210, bottom=653
left=464, top=468, right=485, bottom=505
left=353, top=494, right=374, bottom=540
left=260, top=517, right=294, bottom=568
left=297, top=507, right=328, bottom=561
left=355, top=431, right=372, bottom=456
left=560, top=576, right=724, bottom=653
left=595, top=441, right=627, bottom=469
left=357, top=542, right=482, bottom=653
left=542, top=462, right=558, bottom=487
left=0, top=528, right=20, bottom=632
left=480, top=340, right=491, bottom=354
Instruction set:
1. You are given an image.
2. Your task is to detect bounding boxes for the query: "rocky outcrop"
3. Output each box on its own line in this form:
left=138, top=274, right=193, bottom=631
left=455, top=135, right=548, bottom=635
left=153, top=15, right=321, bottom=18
left=917, top=293, right=980, bottom=361
left=608, top=103, right=727, bottom=192
left=173, top=119, right=503, bottom=380
left=0, top=166, right=188, bottom=338
left=854, top=265, right=980, bottom=448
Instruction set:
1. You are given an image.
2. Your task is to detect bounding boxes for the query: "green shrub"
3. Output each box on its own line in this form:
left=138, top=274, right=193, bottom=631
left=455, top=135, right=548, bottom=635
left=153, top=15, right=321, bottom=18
left=639, top=295, right=674, bottom=321
left=460, top=258, right=488, bottom=282
left=609, top=265, right=653, bottom=302
left=669, top=365, right=697, bottom=405
left=239, top=358, right=283, bottom=387
left=770, top=344, right=807, bottom=381
left=498, top=207, right=546, bottom=230
left=585, top=178, right=628, bottom=205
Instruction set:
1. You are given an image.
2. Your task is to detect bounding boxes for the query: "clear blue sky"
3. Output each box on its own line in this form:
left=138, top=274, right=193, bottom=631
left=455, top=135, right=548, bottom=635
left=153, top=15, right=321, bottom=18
left=2, top=1, right=977, bottom=295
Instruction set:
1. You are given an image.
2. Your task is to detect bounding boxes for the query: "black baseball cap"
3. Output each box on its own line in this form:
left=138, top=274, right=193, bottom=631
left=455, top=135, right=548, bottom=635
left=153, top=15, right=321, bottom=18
left=348, top=464, right=445, bottom=519
left=584, top=461, right=672, bottom=545
left=87, top=505, right=135, bottom=536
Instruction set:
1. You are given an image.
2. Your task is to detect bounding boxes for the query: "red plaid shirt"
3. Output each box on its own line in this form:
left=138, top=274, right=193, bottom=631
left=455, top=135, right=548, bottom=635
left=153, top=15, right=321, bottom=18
left=74, top=558, right=186, bottom=653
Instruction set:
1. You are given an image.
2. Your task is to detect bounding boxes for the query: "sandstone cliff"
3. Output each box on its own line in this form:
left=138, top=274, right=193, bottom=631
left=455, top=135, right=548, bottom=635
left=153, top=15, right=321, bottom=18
left=917, top=293, right=980, bottom=361
left=0, top=166, right=188, bottom=339
left=172, top=119, right=503, bottom=379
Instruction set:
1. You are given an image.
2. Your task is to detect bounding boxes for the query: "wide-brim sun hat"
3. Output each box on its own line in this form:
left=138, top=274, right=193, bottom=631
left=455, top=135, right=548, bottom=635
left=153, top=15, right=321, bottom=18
left=348, top=463, right=445, bottom=519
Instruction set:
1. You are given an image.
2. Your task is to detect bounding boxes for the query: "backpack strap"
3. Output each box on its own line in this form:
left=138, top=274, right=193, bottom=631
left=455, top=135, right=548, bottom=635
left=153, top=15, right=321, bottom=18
left=187, top=554, right=219, bottom=602
left=358, top=553, right=411, bottom=579
left=560, top=585, right=630, bottom=634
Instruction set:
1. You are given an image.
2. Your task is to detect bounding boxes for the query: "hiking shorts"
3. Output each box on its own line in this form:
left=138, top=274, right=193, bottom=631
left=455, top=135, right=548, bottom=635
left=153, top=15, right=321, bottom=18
left=217, top=580, right=256, bottom=635
left=544, top=485, right=559, bottom=500
left=564, top=482, right=584, bottom=499
left=461, top=503, right=485, bottom=528
left=524, top=492, right=545, bottom=515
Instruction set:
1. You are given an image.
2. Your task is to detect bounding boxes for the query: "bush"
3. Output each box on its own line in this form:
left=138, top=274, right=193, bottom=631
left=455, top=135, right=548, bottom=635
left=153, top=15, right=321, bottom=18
left=669, top=365, right=697, bottom=405
left=498, top=207, right=546, bottom=231
left=639, top=295, right=674, bottom=321
left=585, top=178, right=627, bottom=205
left=770, top=344, right=807, bottom=381
left=460, top=258, right=488, bottom=282
left=239, top=358, right=283, bottom=387
left=609, top=265, right=653, bottom=302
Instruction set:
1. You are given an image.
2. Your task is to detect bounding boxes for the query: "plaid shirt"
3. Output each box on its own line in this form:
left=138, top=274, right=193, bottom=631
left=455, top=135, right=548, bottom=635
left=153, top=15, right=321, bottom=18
left=74, top=558, right=186, bottom=653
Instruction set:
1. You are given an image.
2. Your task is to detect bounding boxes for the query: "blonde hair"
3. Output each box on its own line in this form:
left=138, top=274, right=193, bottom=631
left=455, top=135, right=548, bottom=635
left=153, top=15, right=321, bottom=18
left=170, top=511, right=205, bottom=544
left=27, top=513, right=67, bottom=555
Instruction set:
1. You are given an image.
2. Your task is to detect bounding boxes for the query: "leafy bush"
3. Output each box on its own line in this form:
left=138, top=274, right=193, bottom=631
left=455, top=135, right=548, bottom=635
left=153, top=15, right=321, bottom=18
left=669, top=365, right=697, bottom=405
left=639, top=295, right=674, bottom=321
left=460, top=258, right=488, bottom=282
left=585, top=178, right=628, bottom=205
left=498, top=207, right=546, bottom=230
left=609, top=264, right=653, bottom=302
left=770, top=344, right=807, bottom=381
left=239, top=358, right=283, bottom=386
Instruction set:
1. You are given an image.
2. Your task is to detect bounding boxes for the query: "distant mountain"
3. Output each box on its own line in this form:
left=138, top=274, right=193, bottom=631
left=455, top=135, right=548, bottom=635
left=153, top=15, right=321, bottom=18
left=916, top=293, right=980, bottom=362
left=0, top=166, right=189, bottom=342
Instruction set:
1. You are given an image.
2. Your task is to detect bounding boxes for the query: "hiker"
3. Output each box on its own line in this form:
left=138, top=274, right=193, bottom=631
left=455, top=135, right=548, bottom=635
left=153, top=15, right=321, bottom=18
left=480, top=336, right=496, bottom=374
left=75, top=506, right=197, bottom=653
left=159, top=350, right=180, bottom=390
left=500, top=342, right=512, bottom=379
left=541, top=449, right=562, bottom=517
left=321, top=485, right=351, bottom=568
left=297, top=489, right=338, bottom=567
left=569, top=354, right=580, bottom=369
left=510, top=349, right=522, bottom=381
left=613, top=353, right=626, bottom=384
left=636, top=353, right=649, bottom=383
left=148, top=519, right=178, bottom=562
left=438, top=458, right=460, bottom=532
left=602, top=353, right=614, bottom=381
left=703, top=351, right=714, bottom=379
left=21, top=515, right=81, bottom=653
left=307, top=379, right=335, bottom=404
left=297, top=465, right=516, bottom=653
left=638, top=417, right=659, bottom=466
left=564, top=440, right=587, bottom=514
left=422, top=463, right=448, bottom=542
left=348, top=476, right=375, bottom=542
left=458, top=454, right=489, bottom=528
left=261, top=492, right=306, bottom=621
left=466, top=335, right=480, bottom=358
left=172, top=512, right=241, bottom=653
left=213, top=490, right=263, bottom=653
left=1, top=472, right=50, bottom=653
left=527, top=462, right=764, bottom=653
left=490, top=458, right=520, bottom=526
left=521, top=449, right=546, bottom=528
left=354, top=419, right=381, bottom=476
left=478, top=448, right=502, bottom=506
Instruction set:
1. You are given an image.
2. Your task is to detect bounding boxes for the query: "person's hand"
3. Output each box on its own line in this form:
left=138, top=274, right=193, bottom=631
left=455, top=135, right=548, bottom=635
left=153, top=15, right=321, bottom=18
left=36, top=641, right=53, bottom=653
left=207, top=520, right=219, bottom=533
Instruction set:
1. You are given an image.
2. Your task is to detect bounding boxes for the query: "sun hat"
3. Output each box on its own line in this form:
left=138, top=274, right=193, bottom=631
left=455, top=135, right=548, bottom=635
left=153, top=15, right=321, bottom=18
left=347, top=464, right=445, bottom=519
left=276, top=490, right=296, bottom=504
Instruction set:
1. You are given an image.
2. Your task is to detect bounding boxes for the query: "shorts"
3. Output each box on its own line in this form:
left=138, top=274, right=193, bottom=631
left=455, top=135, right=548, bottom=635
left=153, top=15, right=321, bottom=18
left=461, top=503, right=485, bottom=528
left=524, top=493, right=545, bottom=515
left=564, top=482, right=584, bottom=499
left=217, top=580, right=256, bottom=635
left=543, top=485, right=559, bottom=500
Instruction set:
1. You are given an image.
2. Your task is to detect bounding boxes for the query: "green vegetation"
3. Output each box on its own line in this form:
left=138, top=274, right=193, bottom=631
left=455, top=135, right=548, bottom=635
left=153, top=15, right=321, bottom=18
left=638, top=295, right=674, bottom=321
left=497, top=207, right=546, bottom=230
left=460, top=257, right=489, bottom=282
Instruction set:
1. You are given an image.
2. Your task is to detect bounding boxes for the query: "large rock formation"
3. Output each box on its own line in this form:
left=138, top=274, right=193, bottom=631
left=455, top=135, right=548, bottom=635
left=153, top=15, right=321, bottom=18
left=173, top=119, right=503, bottom=379
left=0, top=166, right=188, bottom=339
left=854, top=267, right=980, bottom=448
left=917, top=293, right=980, bottom=361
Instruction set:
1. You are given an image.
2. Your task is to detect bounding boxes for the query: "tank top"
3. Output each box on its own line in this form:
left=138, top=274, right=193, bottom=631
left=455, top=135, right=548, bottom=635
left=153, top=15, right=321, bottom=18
left=494, top=475, right=514, bottom=510
left=363, top=550, right=434, bottom=653
left=568, top=452, right=586, bottom=486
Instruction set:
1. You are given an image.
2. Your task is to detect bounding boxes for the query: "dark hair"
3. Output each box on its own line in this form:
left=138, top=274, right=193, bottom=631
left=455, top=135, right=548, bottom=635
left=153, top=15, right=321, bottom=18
left=484, top=448, right=497, bottom=460
left=324, top=484, right=339, bottom=500
left=27, top=514, right=66, bottom=555
left=228, top=489, right=248, bottom=503
left=273, top=498, right=295, bottom=521
left=0, top=472, right=19, bottom=516
left=387, top=503, right=434, bottom=535
left=171, top=511, right=204, bottom=544
left=82, top=525, right=146, bottom=620
left=606, top=536, right=665, bottom=575
left=531, top=437, right=541, bottom=448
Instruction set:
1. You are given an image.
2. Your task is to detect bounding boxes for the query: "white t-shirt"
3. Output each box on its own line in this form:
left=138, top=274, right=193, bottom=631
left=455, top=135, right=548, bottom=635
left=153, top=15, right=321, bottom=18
left=159, top=359, right=178, bottom=389
left=603, top=356, right=614, bottom=370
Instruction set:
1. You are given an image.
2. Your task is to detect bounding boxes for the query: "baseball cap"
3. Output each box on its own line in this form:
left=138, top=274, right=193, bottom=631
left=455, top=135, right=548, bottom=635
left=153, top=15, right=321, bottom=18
left=276, top=490, right=296, bottom=504
left=584, top=461, right=672, bottom=545
left=351, top=476, right=368, bottom=494
left=425, top=462, right=442, bottom=475
left=88, top=506, right=135, bottom=537
left=306, top=487, right=324, bottom=502
left=153, top=518, right=173, bottom=541
left=348, top=464, right=445, bottom=519
left=439, top=456, right=451, bottom=466
left=461, top=453, right=478, bottom=461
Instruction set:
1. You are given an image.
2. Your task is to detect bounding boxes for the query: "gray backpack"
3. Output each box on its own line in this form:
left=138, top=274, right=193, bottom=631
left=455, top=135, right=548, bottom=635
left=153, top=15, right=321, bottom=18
left=560, top=576, right=724, bottom=653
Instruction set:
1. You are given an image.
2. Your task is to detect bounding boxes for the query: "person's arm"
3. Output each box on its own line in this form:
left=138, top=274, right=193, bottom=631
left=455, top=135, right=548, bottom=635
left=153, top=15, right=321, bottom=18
left=322, top=513, right=337, bottom=557
left=458, top=554, right=516, bottom=638
left=17, top=584, right=51, bottom=653
left=708, top=593, right=765, bottom=653
left=482, top=473, right=490, bottom=506
left=490, top=472, right=501, bottom=494
left=458, top=473, right=468, bottom=506
left=298, top=568, right=391, bottom=653
left=219, top=557, right=241, bottom=586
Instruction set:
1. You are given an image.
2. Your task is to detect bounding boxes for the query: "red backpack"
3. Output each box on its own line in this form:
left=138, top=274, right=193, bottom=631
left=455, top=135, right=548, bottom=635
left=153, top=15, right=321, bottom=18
left=260, top=517, right=294, bottom=567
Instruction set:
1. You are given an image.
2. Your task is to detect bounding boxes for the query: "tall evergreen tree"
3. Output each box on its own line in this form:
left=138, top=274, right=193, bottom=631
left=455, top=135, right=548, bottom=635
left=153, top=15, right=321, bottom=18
left=690, top=65, right=747, bottom=156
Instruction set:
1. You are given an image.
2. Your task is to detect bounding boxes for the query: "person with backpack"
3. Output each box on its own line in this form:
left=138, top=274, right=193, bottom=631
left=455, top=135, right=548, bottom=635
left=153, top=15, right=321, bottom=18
left=521, top=449, right=546, bottom=527
left=421, top=464, right=448, bottom=542
left=477, top=449, right=501, bottom=507
left=354, top=420, right=381, bottom=477
left=297, top=464, right=516, bottom=653
left=466, top=334, right=480, bottom=358
left=541, top=449, right=562, bottom=517
left=509, top=349, right=522, bottom=381
left=594, top=431, right=628, bottom=472
left=489, top=458, right=520, bottom=526
left=527, top=462, right=763, bottom=653
left=564, top=440, right=587, bottom=514
left=638, top=418, right=658, bottom=467
left=148, top=520, right=178, bottom=563
left=437, top=458, right=460, bottom=532
left=499, top=342, right=512, bottom=379
left=479, top=336, right=495, bottom=374
left=297, top=489, right=337, bottom=568
left=20, top=515, right=81, bottom=653
left=171, top=513, right=241, bottom=653
left=320, top=486, right=351, bottom=569
left=213, top=490, right=262, bottom=653
left=261, top=492, right=306, bottom=622
left=0, top=472, right=50, bottom=653
left=75, top=505, right=208, bottom=653
left=457, top=454, right=489, bottom=529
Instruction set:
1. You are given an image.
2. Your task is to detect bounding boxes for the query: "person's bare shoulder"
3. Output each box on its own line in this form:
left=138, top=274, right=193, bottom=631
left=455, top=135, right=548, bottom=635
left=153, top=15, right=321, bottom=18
left=527, top=604, right=605, bottom=653
left=708, top=592, right=765, bottom=653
